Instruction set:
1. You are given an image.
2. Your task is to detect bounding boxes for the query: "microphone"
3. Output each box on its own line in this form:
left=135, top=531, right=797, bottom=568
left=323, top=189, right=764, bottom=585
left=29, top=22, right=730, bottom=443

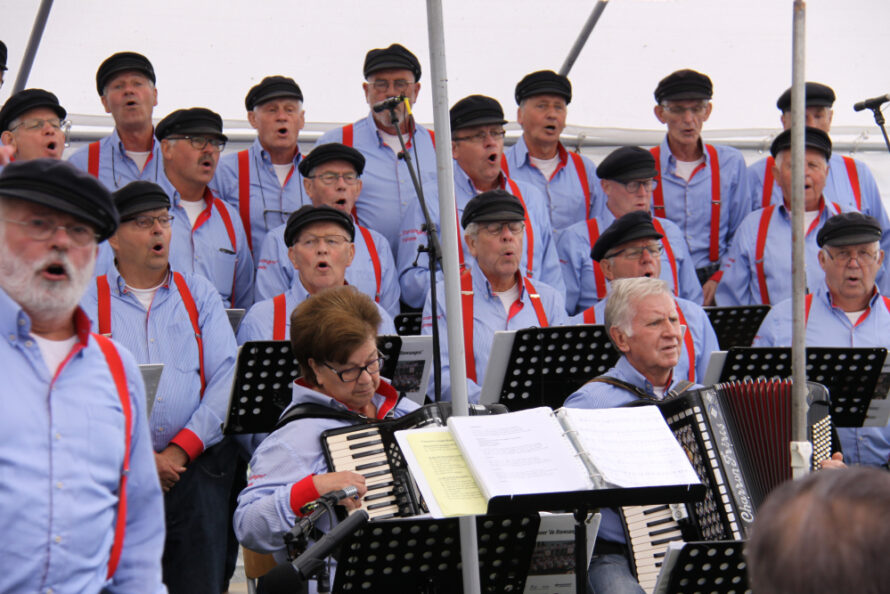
left=318, top=485, right=359, bottom=505
left=854, top=94, right=890, bottom=112
left=373, top=95, right=406, bottom=113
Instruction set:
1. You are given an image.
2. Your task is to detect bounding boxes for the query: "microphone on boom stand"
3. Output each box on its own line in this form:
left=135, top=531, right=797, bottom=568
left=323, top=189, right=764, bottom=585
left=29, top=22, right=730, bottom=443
left=853, top=93, right=890, bottom=155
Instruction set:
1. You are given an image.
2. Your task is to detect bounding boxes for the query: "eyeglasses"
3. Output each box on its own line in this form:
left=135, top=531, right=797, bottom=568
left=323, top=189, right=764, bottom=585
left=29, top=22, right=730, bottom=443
left=297, top=234, right=351, bottom=249
left=122, top=214, right=175, bottom=229
left=453, top=129, right=506, bottom=143
left=621, top=179, right=658, bottom=193
left=324, top=355, right=384, bottom=382
left=661, top=102, right=709, bottom=116
left=370, top=79, right=413, bottom=93
left=606, top=243, right=664, bottom=260
left=307, top=172, right=360, bottom=185
left=10, top=118, right=71, bottom=134
left=824, top=247, right=879, bottom=265
left=168, top=135, right=226, bottom=151
left=479, top=221, right=525, bottom=236
left=0, top=216, right=98, bottom=246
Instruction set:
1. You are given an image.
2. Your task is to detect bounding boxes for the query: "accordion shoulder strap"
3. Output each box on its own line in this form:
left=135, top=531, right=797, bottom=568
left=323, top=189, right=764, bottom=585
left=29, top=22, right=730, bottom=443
left=273, top=403, right=369, bottom=432
left=587, top=376, right=659, bottom=402
left=667, top=380, right=695, bottom=399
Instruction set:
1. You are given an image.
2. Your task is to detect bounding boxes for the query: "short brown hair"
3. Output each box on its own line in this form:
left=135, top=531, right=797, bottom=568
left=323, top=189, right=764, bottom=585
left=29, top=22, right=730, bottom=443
left=289, top=285, right=381, bottom=385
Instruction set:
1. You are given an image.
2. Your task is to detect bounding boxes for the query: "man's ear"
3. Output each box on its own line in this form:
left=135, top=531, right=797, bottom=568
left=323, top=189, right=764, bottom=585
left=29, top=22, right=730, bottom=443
left=609, top=325, right=631, bottom=354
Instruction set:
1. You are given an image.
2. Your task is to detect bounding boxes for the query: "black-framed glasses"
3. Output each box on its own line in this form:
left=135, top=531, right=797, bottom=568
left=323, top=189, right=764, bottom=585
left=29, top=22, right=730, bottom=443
left=453, top=129, right=506, bottom=143
left=0, top=217, right=98, bottom=246
left=122, top=214, right=175, bottom=229
left=324, top=355, right=384, bottom=382
left=606, top=243, right=664, bottom=260
left=621, top=179, right=658, bottom=193
left=168, top=135, right=226, bottom=151
left=307, top=172, right=360, bottom=185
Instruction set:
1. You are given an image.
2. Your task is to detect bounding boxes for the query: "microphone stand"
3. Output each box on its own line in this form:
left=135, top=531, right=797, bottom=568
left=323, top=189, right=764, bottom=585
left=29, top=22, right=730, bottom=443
left=385, top=99, right=443, bottom=403
left=864, top=106, right=890, bottom=155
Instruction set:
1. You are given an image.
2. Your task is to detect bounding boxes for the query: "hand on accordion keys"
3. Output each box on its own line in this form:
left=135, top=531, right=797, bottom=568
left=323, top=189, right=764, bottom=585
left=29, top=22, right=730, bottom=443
left=312, top=471, right=367, bottom=511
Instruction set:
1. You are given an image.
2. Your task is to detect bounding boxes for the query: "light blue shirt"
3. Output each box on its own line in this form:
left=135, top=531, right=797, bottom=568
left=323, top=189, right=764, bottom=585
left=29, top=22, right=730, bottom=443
left=81, top=267, right=238, bottom=459
left=67, top=128, right=165, bottom=191
left=0, top=289, right=165, bottom=593
left=422, top=261, right=568, bottom=403
left=254, top=219, right=400, bottom=317
left=753, top=281, right=890, bottom=466
left=211, top=138, right=310, bottom=264
left=399, top=166, right=566, bottom=309
left=316, top=114, right=438, bottom=254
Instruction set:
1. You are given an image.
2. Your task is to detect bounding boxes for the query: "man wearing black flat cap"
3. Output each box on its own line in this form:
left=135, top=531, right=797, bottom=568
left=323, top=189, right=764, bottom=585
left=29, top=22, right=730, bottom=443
left=422, top=190, right=567, bottom=403
left=238, top=204, right=395, bottom=345
left=755, top=210, right=890, bottom=469
left=650, top=68, right=750, bottom=305
left=156, top=107, right=254, bottom=309
left=80, top=179, right=239, bottom=594
left=316, top=43, right=436, bottom=254
left=254, top=142, right=400, bottom=315
left=0, top=159, right=166, bottom=592
left=503, top=70, right=603, bottom=231
left=557, top=146, right=703, bottom=314
left=68, top=52, right=162, bottom=190
left=398, top=94, right=564, bottom=309
left=716, top=127, right=844, bottom=306
left=213, top=76, right=309, bottom=259
left=0, top=88, right=68, bottom=165
left=0, top=40, right=7, bottom=89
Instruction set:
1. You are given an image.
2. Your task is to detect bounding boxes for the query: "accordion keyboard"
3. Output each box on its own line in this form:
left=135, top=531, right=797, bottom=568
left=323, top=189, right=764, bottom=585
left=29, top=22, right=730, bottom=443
left=621, top=503, right=688, bottom=592
left=324, top=427, right=403, bottom=519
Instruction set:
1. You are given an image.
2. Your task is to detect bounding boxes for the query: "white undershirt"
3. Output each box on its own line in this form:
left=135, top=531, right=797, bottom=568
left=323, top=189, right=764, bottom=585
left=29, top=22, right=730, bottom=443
left=804, top=209, right=820, bottom=230
left=125, top=150, right=151, bottom=172
left=674, top=157, right=705, bottom=182
left=180, top=199, right=206, bottom=227
left=272, top=163, right=292, bottom=186
left=845, top=309, right=866, bottom=325
left=530, top=155, right=560, bottom=181
left=32, top=334, right=77, bottom=376
left=652, top=385, right=666, bottom=400
left=127, top=280, right=164, bottom=310
left=493, top=283, right=520, bottom=315
left=378, top=130, right=401, bottom=153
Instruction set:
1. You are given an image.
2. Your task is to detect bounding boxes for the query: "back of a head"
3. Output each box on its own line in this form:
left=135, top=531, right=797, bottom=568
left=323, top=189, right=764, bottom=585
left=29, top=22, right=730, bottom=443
left=747, top=467, right=890, bottom=594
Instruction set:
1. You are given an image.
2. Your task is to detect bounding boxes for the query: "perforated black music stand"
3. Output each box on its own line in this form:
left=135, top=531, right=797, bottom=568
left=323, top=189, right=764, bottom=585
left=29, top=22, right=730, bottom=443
left=223, top=338, right=403, bottom=435
left=704, top=305, right=770, bottom=349
left=484, top=325, right=620, bottom=411
left=718, top=346, right=886, bottom=427
left=333, top=514, right=540, bottom=593
left=395, top=312, right=423, bottom=336
left=653, top=540, right=748, bottom=594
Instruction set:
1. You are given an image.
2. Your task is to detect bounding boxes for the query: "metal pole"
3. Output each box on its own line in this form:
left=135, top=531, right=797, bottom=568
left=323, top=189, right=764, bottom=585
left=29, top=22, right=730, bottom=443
left=789, top=0, right=812, bottom=479
left=558, top=0, right=610, bottom=77
left=12, top=0, right=54, bottom=93
left=425, top=1, right=480, bottom=592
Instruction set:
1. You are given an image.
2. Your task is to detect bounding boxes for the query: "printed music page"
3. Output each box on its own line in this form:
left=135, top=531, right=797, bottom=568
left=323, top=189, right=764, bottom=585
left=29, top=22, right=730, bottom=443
left=556, top=407, right=700, bottom=488
left=447, top=407, right=593, bottom=500
left=395, top=427, right=488, bottom=518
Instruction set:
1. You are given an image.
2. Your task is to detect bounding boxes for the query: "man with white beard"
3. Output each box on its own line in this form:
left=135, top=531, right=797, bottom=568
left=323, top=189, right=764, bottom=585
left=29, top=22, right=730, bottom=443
left=0, top=158, right=165, bottom=593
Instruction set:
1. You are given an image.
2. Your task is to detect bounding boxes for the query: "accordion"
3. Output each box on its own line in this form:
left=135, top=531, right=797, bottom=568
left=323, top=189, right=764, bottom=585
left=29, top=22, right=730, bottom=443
left=622, top=379, right=833, bottom=591
left=321, top=402, right=503, bottom=520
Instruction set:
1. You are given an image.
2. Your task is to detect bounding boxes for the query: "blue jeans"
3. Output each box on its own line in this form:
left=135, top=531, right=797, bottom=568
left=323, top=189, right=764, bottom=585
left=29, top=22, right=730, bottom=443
left=587, top=553, right=645, bottom=594
left=162, top=437, right=240, bottom=594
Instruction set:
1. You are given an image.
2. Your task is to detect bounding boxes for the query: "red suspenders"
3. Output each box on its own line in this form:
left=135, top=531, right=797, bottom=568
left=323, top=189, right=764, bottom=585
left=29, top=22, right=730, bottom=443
left=842, top=156, right=862, bottom=211
left=582, top=306, right=596, bottom=324
left=237, top=150, right=252, bottom=251
left=501, top=148, right=592, bottom=216
left=651, top=218, right=680, bottom=297
left=88, top=141, right=101, bottom=178
left=357, top=225, right=382, bottom=303
left=193, top=192, right=238, bottom=303
left=272, top=293, right=287, bottom=340
left=585, top=219, right=608, bottom=300
left=342, top=124, right=354, bottom=148
left=754, top=205, right=776, bottom=305
left=651, top=144, right=722, bottom=264
left=505, top=179, right=535, bottom=278
left=804, top=290, right=890, bottom=323
left=761, top=156, right=776, bottom=208
left=674, top=302, right=696, bottom=382
left=459, top=269, right=549, bottom=382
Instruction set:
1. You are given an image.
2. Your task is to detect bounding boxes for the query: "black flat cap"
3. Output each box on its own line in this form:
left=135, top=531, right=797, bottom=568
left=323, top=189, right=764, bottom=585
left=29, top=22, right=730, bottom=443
left=461, top=190, right=526, bottom=229
left=96, top=52, right=155, bottom=95
left=776, top=82, right=835, bottom=112
left=245, top=76, right=303, bottom=111
left=596, top=146, right=658, bottom=182
left=298, top=143, right=365, bottom=177
left=654, top=69, right=713, bottom=104
left=284, top=205, right=355, bottom=247
left=515, top=70, right=572, bottom=104
left=450, top=95, right=507, bottom=132
left=0, top=41, right=7, bottom=71
left=0, top=159, right=118, bottom=241
left=591, top=211, right=663, bottom=262
left=817, top=212, right=882, bottom=248
left=113, top=181, right=171, bottom=220
left=155, top=107, right=228, bottom=142
left=0, top=89, right=66, bottom=133
left=363, top=44, right=421, bottom=81
left=769, top=126, right=832, bottom=160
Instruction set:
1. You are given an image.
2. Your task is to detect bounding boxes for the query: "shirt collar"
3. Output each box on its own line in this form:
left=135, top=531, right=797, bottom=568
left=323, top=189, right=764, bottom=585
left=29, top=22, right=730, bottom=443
left=291, top=377, right=400, bottom=419
left=469, top=259, right=524, bottom=300
left=614, top=355, right=678, bottom=398
left=0, top=286, right=92, bottom=346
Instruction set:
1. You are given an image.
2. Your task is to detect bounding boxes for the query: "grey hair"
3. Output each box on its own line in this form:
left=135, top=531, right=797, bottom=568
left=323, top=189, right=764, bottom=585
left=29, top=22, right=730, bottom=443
left=464, top=222, right=481, bottom=240
left=604, top=277, right=672, bottom=341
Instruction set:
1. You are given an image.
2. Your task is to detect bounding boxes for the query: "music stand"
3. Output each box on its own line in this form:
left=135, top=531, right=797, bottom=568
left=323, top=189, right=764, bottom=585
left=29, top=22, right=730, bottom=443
left=223, top=338, right=404, bottom=435
left=704, top=305, right=770, bottom=349
left=479, top=325, right=619, bottom=411
left=652, top=540, right=748, bottom=594
left=333, top=513, right=540, bottom=594
left=717, top=346, right=887, bottom=427
left=395, top=312, right=422, bottom=336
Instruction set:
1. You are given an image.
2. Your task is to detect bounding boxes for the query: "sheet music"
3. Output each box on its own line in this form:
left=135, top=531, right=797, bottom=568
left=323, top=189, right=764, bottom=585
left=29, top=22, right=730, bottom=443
left=557, top=407, right=700, bottom=489
left=523, top=512, right=601, bottom=594
left=447, top=407, right=593, bottom=500
left=389, top=335, right=433, bottom=405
